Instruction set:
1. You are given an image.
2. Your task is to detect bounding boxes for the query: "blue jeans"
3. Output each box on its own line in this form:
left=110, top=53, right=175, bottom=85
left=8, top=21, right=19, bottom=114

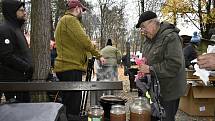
left=101, top=66, right=118, bottom=81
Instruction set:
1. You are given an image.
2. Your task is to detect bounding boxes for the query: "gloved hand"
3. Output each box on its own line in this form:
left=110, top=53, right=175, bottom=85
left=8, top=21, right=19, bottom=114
left=24, top=66, right=33, bottom=80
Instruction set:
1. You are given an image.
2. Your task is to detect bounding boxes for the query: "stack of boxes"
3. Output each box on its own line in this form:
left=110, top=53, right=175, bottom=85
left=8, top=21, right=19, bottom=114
left=179, top=69, right=215, bottom=117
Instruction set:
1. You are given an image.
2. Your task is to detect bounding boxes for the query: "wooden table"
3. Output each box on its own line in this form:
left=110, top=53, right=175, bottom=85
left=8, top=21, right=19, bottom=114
left=186, top=69, right=215, bottom=82
left=187, top=78, right=215, bottom=82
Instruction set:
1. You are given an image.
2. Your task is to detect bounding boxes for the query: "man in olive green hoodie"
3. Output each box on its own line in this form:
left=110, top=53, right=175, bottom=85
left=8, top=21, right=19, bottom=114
left=136, top=11, right=186, bottom=121
left=54, top=0, right=104, bottom=120
left=100, top=39, right=121, bottom=95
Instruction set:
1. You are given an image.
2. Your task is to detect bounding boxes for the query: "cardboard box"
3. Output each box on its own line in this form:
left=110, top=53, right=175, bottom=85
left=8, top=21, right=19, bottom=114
left=179, top=84, right=215, bottom=116
left=186, top=69, right=199, bottom=79
left=186, top=69, right=215, bottom=81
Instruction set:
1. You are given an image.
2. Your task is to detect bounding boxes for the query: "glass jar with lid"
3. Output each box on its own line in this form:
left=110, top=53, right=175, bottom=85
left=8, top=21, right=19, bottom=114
left=88, top=105, right=104, bottom=121
left=110, top=104, right=126, bottom=121
left=129, top=97, right=151, bottom=121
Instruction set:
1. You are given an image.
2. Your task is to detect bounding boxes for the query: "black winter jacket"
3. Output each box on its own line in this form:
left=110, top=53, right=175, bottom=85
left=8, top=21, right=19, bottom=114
left=0, top=0, right=33, bottom=81
left=183, top=43, right=198, bottom=68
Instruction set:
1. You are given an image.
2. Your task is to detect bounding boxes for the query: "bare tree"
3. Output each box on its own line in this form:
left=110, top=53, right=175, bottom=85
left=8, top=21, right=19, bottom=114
left=98, top=0, right=115, bottom=48
left=52, top=0, right=66, bottom=29
left=81, top=2, right=95, bottom=39
left=97, top=0, right=127, bottom=50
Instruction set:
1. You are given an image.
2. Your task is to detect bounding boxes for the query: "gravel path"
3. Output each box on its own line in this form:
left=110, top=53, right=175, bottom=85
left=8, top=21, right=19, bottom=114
left=116, top=67, right=215, bottom=121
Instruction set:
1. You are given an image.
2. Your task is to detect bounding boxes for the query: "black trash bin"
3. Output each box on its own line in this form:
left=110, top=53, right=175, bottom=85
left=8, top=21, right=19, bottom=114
left=99, top=95, right=127, bottom=121
left=128, top=68, right=138, bottom=91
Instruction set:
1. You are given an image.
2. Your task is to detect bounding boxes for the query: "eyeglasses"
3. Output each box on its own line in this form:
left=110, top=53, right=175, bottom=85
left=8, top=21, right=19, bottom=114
left=17, top=8, right=26, bottom=12
left=140, top=20, right=153, bottom=30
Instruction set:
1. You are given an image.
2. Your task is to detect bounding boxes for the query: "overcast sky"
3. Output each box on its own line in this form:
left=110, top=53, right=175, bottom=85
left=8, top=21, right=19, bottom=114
left=124, top=0, right=140, bottom=29
left=85, top=0, right=199, bottom=36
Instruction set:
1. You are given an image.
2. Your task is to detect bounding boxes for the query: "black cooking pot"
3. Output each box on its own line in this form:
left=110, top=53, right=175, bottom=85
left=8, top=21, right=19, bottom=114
left=99, top=95, right=127, bottom=121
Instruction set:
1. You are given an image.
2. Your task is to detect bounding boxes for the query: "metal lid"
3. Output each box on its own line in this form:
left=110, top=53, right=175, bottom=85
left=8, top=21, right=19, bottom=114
left=100, top=95, right=126, bottom=103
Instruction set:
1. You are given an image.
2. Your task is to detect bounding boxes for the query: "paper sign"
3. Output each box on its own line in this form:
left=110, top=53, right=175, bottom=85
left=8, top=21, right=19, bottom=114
left=199, top=106, right=206, bottom=112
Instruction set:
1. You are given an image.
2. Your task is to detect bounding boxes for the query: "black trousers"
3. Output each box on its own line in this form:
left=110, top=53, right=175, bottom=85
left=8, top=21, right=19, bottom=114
left=56, top=70, right=82, bottom=121
left=151, top=98, right=180, bottom=121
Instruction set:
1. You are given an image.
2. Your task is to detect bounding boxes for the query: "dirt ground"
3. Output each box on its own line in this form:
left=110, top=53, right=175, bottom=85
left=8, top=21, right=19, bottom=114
left=116, top=66, right=215, bottom=121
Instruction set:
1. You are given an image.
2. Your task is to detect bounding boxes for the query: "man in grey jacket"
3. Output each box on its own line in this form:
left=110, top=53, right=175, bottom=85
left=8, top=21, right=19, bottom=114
left=136, top=11, right=186, bottom=121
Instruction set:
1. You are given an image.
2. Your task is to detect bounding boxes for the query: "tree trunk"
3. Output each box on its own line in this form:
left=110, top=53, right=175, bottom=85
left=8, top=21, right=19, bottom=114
left=126, top=42, right=131, bottom=68
left=54, top=0, right=66, bottom=29
left=30, top=0, right=51, bottom=102
left=50, top=13, right=54, bottom=40
left=141, top=0, right=144, bottom=12
left=213, top=0, right=215, bottom=8
left=100, top=4, right=106, bottom=49
left=198, top=0, right=204, bottom=37
left=0, top=2, right=3, bottom=23
left=205, top=0, right=212, bottom=39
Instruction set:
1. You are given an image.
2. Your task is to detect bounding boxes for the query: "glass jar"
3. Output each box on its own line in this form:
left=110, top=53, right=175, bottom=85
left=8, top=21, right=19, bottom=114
left=129, top=97, right=151, bottom=121
left=110, top=104, right=126, bottom=121
left=88, top=105, right=104, bottom=121
left=1, top=93, right=6, bottom=104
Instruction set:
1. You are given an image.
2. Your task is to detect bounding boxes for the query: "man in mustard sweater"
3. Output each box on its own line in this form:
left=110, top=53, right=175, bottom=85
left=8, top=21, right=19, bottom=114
left=54, top=0, right=105, bottom=120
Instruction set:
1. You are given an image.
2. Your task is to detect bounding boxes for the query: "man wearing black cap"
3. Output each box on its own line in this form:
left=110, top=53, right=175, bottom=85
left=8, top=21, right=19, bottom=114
left=54, top=0, right=105, bottom=120
left=136, top=11, right=186, bottom=121
left=0, top=0, right=33, bottom=102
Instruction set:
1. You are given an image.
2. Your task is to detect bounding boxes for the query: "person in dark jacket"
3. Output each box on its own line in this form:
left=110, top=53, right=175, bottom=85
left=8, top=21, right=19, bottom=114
left=183, top=42, right=198, bottom=68
left=121, top=53, right=129, bottom=76
left=0, top=0, right=33, bottom=102
left=136, top=11, right=186, bottom=121
left=50, top=40, right=57, bottom=68
left=183, top=31, right=200, bottom=68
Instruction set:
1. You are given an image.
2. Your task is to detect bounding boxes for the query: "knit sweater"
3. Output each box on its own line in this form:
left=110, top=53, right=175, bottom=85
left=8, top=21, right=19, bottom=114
left=54, top=12, right=101, bottom=72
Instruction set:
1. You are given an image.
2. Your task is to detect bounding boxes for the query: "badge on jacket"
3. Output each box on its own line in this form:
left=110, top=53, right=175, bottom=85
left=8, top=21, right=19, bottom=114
left=4, top=39, right=10, bottom=44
